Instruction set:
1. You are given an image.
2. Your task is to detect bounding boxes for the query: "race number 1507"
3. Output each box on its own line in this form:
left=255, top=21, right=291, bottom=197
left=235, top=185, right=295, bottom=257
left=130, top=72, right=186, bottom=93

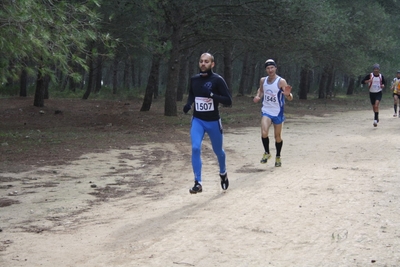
left=196, top=102, right=213, bottom=111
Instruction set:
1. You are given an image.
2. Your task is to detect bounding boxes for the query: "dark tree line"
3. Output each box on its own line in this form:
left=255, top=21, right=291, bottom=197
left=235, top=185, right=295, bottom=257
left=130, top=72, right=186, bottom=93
left=1, top=0, right=400, bottom=114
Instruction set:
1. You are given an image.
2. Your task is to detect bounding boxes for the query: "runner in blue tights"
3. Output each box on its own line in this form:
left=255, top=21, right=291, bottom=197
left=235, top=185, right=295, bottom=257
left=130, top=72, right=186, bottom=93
left=183, top=53, right=232, bottom=194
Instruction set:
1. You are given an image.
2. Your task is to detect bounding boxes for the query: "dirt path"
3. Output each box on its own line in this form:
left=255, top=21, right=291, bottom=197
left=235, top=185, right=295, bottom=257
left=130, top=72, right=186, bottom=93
left=1, top=107, right=400, bottom=267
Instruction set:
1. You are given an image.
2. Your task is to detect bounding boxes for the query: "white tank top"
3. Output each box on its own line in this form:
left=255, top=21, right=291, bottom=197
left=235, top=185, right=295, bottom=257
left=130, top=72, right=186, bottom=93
left=261, top=76, right=284, bottom=116
left=369, top=73, right=382, bottom=93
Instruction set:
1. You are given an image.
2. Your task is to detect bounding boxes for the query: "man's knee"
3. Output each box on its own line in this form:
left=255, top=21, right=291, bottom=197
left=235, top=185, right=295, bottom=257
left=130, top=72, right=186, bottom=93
left=192, top=145, right=201, bottom=155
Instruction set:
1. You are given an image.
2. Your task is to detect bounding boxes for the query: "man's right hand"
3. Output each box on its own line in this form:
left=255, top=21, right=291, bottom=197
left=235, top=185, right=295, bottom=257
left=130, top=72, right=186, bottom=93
left=253, top=96, right=261, bottom=103
left=183, top=104, right=191, bottom=114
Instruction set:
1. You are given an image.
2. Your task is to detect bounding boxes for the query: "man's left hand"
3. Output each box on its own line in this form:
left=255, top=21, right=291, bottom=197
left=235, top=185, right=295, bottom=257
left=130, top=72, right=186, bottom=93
left=201, top=85, right=212, bottom=97
left=283, top=85, right=292, bottom=96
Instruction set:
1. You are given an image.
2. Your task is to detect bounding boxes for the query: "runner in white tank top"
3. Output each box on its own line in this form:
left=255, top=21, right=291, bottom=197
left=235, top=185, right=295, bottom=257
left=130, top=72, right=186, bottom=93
left=253, top=59, right=293, bottom=167
left=361, top=63, right=386, bottom=127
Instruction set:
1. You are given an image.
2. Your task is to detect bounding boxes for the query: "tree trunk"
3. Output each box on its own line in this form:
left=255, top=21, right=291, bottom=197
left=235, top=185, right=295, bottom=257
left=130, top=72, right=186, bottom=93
left=141, top=54, right=161, bottom=111
left=94, top=54, right=103, bottom=93
left=256, top=62, right=265, bottom=94
left=299, top=65, right=309, bottom=100
left=238, top=50, right=249, bottom=96
left=60, top=52, right=71, bottom=92
left=61, top=74, right=69, bottom=92
left=325, top=66, right=334, bottom=98
left=19, top=68, right=28, bottom=97
left=123, top=59, right=130, bottom=90
left=187, top=55, right=196, bottom=94
left=69, top=76, right=77, bottom=92
left=154, top=68, right=159, bottom=100
left=176, top=52, right=188, bottom=102
left=82, top=44, right=94, bottom=100
left=346, top=76, right=355, bottom=95
left=112, top=57, right=118, bottom=95
left=245, top=54, right=257, bottom=95
left=137, top=61, right=142, bottom=87
left=79, top=68, right=86, bottom=90
left=223, top=41, right=233, bottom=95
left=356, top=76, right=362, bottom=93
left=34, top=66, right=45, bottom=107
left=131, top=57, right=136, bottom=88
left=318, top=70, right=327, bottom=99
left=164, top=27, right=182, bottom=116
left=6, top=60, right=14, bottom=87
left=342, top=75, right=349, bottom=91
left=44, top=75, right=50, bottom=99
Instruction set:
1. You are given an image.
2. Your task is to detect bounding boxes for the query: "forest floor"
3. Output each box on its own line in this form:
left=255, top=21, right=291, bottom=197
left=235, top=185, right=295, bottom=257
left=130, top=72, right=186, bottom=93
left=1, top=92, right=399, bottom=266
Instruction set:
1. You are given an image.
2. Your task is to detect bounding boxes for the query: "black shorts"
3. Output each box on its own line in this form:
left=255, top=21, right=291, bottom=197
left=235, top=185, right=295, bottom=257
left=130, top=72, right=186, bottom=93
left=370, top=91, right=382, bottom=105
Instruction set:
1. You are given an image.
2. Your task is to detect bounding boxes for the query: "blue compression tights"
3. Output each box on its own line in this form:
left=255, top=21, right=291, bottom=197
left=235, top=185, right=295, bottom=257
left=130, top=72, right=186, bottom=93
left=190, top=117, right=226, bottom=183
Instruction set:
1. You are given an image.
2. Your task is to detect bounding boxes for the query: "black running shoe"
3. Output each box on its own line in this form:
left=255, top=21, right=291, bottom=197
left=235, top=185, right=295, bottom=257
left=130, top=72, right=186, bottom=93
left=189, top=181, right=202, bottom=194
left=220, top=173, right=229, bottom=190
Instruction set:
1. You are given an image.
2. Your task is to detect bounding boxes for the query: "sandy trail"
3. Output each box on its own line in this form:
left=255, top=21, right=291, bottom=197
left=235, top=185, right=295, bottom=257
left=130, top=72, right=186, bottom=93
left=1, top=107, right=400, bottom=267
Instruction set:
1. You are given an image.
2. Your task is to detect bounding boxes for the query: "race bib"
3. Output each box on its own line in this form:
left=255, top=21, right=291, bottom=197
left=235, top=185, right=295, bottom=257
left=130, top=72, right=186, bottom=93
left=264, top=94, right=277, bottom=103
left=373, top=84, right=380, bottom=90
left=195, top=97, right=214, bottom=112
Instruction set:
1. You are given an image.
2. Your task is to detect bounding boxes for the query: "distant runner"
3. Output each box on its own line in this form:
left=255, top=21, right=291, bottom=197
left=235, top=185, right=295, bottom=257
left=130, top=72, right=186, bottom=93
left=390, top=70, right=400, bottom=117
left=361, top=63, right=386, bottom=127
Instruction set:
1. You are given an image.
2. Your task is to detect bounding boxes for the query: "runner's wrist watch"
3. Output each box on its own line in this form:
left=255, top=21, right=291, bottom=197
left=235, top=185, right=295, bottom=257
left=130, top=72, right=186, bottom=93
left=210, top=92, right=214, bottom=98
